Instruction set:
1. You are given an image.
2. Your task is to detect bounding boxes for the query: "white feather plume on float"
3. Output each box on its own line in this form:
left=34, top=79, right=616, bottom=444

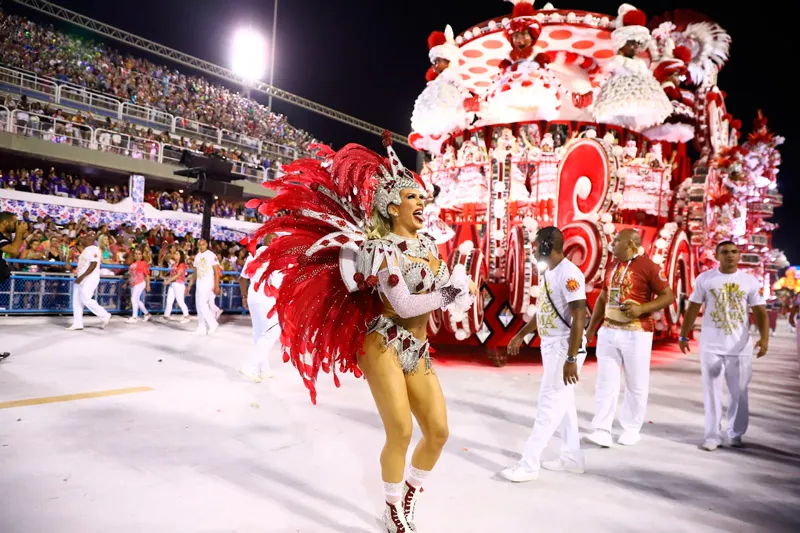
left=679, top=22, right=731, bottom=86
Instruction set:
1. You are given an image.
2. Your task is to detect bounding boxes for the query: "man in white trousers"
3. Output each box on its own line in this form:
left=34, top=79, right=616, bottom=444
left=66, top=233, right=111, bottom=331
left=187, top=239, right=220, bottom=336
left=585, top=229, right=674, bottom=447
left=238, top=234, right=283, bottom=382
left=679, top=241, right=769, bottom=450
left=501, top=227, right=588, bottom=482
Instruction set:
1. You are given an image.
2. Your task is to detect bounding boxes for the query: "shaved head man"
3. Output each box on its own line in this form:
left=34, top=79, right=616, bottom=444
left=585, top=228, right=675, bottom=448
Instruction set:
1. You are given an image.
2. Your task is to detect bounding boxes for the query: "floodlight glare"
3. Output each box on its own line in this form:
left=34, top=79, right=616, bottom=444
left=231, top=27, right=268, bottom=81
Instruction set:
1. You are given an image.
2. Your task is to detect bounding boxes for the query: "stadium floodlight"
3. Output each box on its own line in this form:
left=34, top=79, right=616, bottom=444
left=231, top=27, right=268, bottom=81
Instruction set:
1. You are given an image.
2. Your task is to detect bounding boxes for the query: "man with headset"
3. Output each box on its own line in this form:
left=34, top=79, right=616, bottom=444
left=501, top=226, right=588, bottom=482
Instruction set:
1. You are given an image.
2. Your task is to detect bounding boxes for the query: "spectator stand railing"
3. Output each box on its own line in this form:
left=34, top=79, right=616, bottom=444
left=0, top=258, right=246, bottom=316
left=0, top=64, right=300, bottom=165
left=3, top=108, right=273, bottom=184
left=8, top=108, right=93, bottom=148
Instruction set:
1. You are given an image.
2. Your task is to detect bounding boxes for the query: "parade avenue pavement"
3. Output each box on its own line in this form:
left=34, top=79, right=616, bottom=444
left=1, top=316, right=799, bottom=533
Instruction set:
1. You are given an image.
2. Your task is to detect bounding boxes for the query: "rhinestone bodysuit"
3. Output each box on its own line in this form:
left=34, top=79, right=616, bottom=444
left=365, top=232, right=451, bottom=374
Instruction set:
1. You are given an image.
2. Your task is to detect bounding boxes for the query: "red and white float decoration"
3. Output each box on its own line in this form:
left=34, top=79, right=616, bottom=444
left=506, top=217, right=540, bottom=318
left=404, top=2, right=783, bottom=355
left=444, top=241, right=487, bottom=340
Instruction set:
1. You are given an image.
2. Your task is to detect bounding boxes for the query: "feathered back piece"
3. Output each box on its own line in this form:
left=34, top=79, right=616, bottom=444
left=243, top=143, right=409, bottom=404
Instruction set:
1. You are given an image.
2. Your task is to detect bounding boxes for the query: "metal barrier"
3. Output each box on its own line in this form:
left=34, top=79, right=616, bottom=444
left=0, top=64, right=301, bottom=165
left=95, top=128, right=162, bottom=162
left=0, top=259, right=245, bottom=316
left=9, top=109, right=93, bottom=148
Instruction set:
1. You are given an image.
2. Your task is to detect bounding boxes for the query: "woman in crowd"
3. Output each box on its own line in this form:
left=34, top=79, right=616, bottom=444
left=127, top=248, right=152, bottom=323
left=161, top=250, right=190, bottom=323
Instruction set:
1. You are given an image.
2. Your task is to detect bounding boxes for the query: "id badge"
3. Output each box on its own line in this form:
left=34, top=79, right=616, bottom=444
left=608, top=287, right=621, bottom=309
left=606, top=287, right=631, bottom=323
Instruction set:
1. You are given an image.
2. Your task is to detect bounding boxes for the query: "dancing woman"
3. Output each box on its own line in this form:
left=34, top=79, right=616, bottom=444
left=246, top=134, right=477, bottom=532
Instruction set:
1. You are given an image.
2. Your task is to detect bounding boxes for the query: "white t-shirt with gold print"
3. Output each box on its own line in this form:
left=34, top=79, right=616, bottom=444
left=536, top=258, right=587, bottom=339
left=193, top=250, right=219, bottom=289
left=689, top=268, right=765, bottom=356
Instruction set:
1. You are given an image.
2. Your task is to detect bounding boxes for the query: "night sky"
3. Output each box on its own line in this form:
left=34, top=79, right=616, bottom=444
left=9, top=0, right=797, bottom=260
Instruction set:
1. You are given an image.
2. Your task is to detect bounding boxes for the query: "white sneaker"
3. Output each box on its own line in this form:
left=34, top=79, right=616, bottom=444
left=142, top=314, right=151, bottom=322
left=100, top=315, right=111, bottom=329
left=207, top=324, right=218, bottom=336
left=180, top=316, right=191, bottom=324
left=239, top=369, right=262, bottom=383
left=65, top=325, right=83, bottom=331
left=259, top=370, right=277, bottom=380
left=701, top=440, right=720, bottom=451
left=383, top=500, right=412, bottom=532
left=541, top=458, right=585, bottom=474
left=158, top=316, right=170, bottom=322
left=500, top=461, right=539, bottom=482
left=584, top=430, right=613, bottom=448
left=215, top=308, right=223, bottom=319
left=728, top=436, right=744, bottom=448
left=617, top=432, right=641, bottom=446
left=126, top=317, right=138, bottom=324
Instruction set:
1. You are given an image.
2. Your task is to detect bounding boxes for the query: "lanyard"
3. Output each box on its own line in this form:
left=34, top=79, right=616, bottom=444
left=611, top=254, right=639, bottom=290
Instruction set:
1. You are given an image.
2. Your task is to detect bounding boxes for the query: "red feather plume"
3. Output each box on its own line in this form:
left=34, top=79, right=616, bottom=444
left=427, top=31, right=447, bottom=50
left=512, top=3, right=535, bottom=18
left=244, top=145, right=388, bottom=404
left=673, top=45, right=692, bottom=63
left=622, top=9, right=647, bottom=27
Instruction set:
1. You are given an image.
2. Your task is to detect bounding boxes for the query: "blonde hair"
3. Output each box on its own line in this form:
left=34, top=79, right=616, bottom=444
left=366, top=208, right=393, bottom=240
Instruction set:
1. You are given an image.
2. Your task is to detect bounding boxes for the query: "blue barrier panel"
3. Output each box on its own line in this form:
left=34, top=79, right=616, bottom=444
left=0, top=259, right=246, bottom=316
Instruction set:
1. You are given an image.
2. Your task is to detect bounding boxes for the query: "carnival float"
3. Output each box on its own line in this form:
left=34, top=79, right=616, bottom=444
left=408, top=0, right=787, bottom=364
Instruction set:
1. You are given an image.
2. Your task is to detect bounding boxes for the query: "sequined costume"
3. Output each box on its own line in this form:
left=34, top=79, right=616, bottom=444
left=360, top=232, right=465, bottom=374
left=244, top=132, right=473, bottom=404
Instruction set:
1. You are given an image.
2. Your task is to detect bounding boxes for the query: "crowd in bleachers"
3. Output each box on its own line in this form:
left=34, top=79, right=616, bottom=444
left=0, top=10, right=321, bottom=156
left=2, top=93, right=282, bottom=172
left=0, top=165, right=265, bottom=222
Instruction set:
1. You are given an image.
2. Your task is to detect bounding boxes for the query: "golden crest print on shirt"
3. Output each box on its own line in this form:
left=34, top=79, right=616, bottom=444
left=709, top=282, right=746, bottom=335
left=537, top=279, right=557, bottom=336
left=196, top=257, right=210, bottom=278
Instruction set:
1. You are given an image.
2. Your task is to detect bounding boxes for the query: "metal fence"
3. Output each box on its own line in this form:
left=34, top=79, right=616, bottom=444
left=0, top=259, right=245, bottom=316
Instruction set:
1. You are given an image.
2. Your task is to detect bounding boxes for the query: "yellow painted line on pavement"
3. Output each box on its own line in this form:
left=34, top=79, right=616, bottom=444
left=0, top=386, right=154, bottom=409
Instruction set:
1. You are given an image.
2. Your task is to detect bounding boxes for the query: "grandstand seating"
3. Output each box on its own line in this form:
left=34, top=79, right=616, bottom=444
left=0, top=9, right=322, bottom=182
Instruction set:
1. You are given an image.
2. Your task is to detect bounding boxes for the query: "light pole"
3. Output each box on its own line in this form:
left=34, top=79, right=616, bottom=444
left=267, top=0, right=278, bottom=111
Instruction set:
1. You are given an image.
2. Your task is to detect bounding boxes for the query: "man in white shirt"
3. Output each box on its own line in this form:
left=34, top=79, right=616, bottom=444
left=187, top=239, right=221, bottom=335
left=238, top=234, right=282, bottom=382
left=501, top=227, right=588, bottom=482
left=679, top=241, right=769, bottom=451
left=67, top=233, right=112, bottom=330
